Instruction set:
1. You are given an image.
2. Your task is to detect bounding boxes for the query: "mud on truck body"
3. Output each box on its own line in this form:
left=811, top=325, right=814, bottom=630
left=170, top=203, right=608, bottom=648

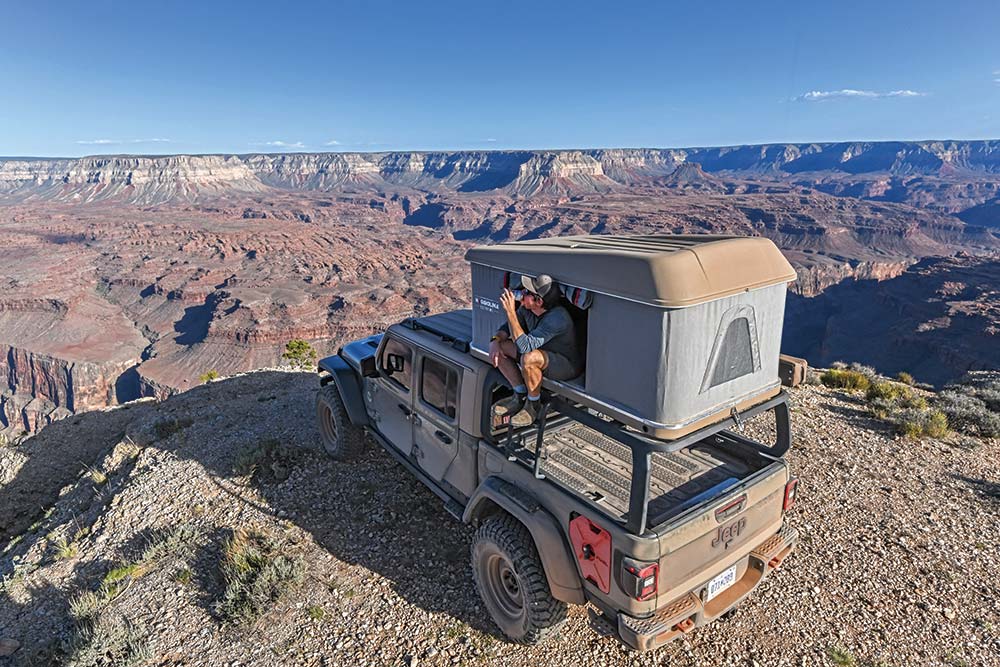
left=316, top=234, right=800, bottom=651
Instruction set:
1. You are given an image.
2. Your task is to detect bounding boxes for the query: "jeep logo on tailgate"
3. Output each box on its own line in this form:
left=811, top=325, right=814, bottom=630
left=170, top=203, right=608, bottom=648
left=711, top=518, right=746, bottom=550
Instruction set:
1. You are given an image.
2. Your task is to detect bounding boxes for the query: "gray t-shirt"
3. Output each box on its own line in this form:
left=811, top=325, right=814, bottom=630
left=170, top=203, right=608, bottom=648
left=500, top=305, right=581, bottom=369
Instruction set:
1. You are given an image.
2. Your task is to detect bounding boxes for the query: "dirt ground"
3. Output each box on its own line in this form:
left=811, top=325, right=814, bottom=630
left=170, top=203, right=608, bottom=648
left=1, top=370, right=997, bottom=667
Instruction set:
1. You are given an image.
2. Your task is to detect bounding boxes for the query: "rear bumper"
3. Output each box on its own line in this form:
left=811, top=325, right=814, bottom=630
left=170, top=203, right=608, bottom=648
left=616, top=524, right=798, bottom=652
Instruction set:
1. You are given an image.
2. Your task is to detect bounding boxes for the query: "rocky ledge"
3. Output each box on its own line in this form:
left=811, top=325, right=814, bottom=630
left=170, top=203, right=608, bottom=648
left=0, top=370, right=997, bottom=666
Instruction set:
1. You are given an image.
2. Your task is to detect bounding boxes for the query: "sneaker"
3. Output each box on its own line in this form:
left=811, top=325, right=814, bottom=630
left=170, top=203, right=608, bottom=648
left=509, top=400, right=540, bottom=427
left=492, top=394, right=525, bottom=425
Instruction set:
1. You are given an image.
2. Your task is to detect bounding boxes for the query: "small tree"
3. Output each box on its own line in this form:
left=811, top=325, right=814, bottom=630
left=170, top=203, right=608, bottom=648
left=199, top=370, right=220, bottom=383
left=282, top=339, right=317, bottom=370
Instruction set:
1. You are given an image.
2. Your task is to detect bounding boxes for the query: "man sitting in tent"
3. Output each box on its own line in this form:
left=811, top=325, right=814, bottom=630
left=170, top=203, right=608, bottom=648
left=488, top=274, right=583, bottom=426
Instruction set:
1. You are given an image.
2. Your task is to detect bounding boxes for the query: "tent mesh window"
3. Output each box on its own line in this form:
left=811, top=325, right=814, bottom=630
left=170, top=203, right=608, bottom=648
left=701, top=305, right=761, bottom=392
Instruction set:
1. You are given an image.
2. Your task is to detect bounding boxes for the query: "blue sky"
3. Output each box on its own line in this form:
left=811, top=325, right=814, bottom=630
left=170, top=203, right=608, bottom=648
left=2, top=0, right=999, bottom=156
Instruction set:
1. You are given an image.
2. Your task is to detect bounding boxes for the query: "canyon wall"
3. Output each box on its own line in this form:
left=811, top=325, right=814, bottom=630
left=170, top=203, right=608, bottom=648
left=1, top=140, right=998, bottom=436
left=3, top=140, right=1000, bottom=209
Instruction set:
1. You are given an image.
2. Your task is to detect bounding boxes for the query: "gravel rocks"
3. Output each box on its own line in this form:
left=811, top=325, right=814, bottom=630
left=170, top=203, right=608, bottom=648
left=1, top=370, right=997, bottom=666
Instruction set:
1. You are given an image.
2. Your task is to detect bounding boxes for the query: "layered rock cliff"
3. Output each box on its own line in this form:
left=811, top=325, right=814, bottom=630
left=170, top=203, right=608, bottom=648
left=4, top=140, right=1000, bottom=209
left=1, top=141, right=999, bottom=436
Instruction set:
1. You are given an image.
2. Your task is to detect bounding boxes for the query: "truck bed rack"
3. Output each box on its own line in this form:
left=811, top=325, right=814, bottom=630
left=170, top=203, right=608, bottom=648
left=500, top=391, right=790, bottom=535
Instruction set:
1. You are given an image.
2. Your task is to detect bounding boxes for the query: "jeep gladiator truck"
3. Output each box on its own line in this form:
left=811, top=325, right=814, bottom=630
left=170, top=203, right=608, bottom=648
left=315, top=309, right=798, bottom=650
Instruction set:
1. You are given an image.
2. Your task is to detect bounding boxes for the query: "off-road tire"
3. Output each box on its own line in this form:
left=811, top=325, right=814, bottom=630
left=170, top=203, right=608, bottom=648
left=471, top=513, right=568, bottom=644
left=315, top=384, right=366, bottom=460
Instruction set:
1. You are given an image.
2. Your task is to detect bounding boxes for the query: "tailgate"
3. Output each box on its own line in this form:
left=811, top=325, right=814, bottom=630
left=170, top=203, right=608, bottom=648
left=654, top=463, right=787, bottom=604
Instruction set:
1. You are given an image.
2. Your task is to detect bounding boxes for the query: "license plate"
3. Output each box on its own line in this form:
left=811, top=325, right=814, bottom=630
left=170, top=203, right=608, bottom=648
left=706, top=565, right=737, bottom=601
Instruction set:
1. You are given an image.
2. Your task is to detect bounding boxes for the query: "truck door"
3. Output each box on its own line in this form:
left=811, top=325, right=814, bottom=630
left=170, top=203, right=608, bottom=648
left=367, top=334, right=415, bottom=456
left=411, top=352, right=461, bottom=481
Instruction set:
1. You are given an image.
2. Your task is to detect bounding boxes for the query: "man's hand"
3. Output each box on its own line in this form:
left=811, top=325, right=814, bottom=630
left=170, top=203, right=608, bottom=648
left=500, top=288, right=518, bottom=317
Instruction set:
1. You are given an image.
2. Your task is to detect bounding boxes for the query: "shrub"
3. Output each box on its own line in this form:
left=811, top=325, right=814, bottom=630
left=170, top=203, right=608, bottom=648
left=866, top=380, right=912, bottom=403
left=63, top=614, right=150, bottom=667
left=848, top=362, right=878, bottom=379
left=925, top=410, right=949, bottom=438
left=827, top=645, right=856, bottom=667
left=894, top=408, right=950, bottom=439
left=935, top=387, right=1000, bottom=438
left=216, top=528, right=305, bottom=625
left=821, top=369, right=871, bottom=393
left=234, top=439, right=296, bottom=482
left=140, top=524, right=201, bottom=563
left=868, top=397, right=895, bottom=420
left=53, top=537, right=79, bottom=561
left=901, top=394, right=928, bottom=410
left=282, top=339, right=318, bottom=370
left=897, top=371, right=915, bottom=385
left=199, top=370, right=220, bottom=383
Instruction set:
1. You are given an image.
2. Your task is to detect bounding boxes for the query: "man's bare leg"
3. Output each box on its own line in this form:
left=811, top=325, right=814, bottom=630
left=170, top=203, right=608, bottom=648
left=519, top=350, right=548, bottom=399
left=495, top=339, right=524, bottom=389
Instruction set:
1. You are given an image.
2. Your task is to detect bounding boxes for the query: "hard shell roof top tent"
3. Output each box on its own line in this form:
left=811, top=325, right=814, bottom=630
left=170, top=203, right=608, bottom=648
left=465, top=234, right=797, bottom=441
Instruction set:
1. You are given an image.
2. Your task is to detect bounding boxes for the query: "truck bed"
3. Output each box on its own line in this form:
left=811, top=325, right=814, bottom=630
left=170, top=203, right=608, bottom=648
left=513, top=421, right=759, bottom=527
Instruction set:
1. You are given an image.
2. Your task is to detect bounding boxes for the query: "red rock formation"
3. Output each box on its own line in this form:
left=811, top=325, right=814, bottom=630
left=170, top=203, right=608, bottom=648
left=1, top=143, right=999, bottom=433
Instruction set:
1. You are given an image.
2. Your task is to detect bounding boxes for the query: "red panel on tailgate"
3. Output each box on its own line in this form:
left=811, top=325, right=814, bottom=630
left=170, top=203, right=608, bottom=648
left=569, top=515, right=612, bottom=593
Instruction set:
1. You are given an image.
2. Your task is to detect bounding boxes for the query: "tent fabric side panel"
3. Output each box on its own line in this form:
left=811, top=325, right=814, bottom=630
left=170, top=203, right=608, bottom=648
left=584, top=293, right=670, bottom=420
left=470, top=263, right=509, bottom=354
left=661, top=286, right=787, bottom=426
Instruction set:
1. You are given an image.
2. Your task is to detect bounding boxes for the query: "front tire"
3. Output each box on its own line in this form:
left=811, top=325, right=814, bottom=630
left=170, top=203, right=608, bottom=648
left=315, top=384, right=366, bottom=460
left=471, top=514, right=568, bottom=644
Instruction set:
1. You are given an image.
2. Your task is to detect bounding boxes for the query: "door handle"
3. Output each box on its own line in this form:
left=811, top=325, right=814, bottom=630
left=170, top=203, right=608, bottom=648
left=397, top=403, right=411, bottom=416
left=435, top=431, right=452, bottom=444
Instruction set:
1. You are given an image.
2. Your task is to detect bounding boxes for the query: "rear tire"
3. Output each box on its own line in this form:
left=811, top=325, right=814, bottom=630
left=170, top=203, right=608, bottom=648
left=315, top=384, right=366, bottom=460
left=471, top=514, right=568, bottom=644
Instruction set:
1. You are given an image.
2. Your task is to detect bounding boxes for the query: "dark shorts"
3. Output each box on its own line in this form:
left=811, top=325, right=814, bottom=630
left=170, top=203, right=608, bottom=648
left=540, top=350, right=582, bottom=381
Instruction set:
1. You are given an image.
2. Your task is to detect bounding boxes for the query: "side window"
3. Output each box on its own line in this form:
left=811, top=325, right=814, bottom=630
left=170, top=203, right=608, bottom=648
left=700, top=304, right=761, bottom=393
left=709, top=317, right=755, bottom=387
left=420, top=356, right=459, bottom=420
left=379, top=337, right=413, bottom=392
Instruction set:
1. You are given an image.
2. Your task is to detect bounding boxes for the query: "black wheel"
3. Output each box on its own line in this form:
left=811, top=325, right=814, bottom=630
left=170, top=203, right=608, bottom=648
left=471, top=514, right=568, bottom=644
left=315, top=384, right=366, bottom=460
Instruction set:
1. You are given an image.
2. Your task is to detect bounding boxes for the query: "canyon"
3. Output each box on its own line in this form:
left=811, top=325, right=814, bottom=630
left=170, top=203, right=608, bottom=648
left=1, top=141, right=999, bottom=436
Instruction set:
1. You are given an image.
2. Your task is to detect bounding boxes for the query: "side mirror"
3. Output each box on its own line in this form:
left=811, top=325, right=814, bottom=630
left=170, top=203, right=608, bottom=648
left=386, top=353, right=406, bottom=374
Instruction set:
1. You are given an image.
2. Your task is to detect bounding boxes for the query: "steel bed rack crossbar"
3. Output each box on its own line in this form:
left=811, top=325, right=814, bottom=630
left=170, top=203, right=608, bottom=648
left=501, top=391, right=791, bottom=536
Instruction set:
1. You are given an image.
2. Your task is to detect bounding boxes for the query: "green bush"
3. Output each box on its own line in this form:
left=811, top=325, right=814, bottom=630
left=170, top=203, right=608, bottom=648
left=821, top=369, right=871, bottom=392
left=924, top=410, right=949, bottom=438
left=826, top=645, right=856, bottom=667
left=866, top=380, right=912, bottom=403
left=198, top=370, right=220, bottom=383
left=282, top=339, right=317, bottom=370
left=216, top=528, right=305, bottom=625
left=897, top=371, right=915, bottom=385
left=893, top=408, right=949, bottom=439
left=868, top=397, right=895, bottom=420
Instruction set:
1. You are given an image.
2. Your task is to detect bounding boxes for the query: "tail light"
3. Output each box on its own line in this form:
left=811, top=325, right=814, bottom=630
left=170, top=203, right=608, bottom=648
left=621, top=557, right=658, bottom=601
left=783, top=478, right=799, bottom=511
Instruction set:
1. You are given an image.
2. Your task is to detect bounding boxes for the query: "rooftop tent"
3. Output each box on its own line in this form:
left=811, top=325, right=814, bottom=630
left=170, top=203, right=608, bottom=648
left=464, top=234, right=797, bottom=440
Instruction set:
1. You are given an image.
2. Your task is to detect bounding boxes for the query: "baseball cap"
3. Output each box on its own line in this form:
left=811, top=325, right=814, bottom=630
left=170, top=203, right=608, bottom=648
left=521, top=273, right=554, bottom=298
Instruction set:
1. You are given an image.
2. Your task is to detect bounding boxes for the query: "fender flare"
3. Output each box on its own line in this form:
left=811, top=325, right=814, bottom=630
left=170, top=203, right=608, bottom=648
left=318, top=354, right=369, bottom=427
left=463, top=476, right=585, bottom=605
